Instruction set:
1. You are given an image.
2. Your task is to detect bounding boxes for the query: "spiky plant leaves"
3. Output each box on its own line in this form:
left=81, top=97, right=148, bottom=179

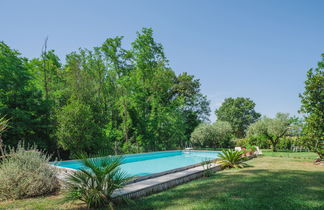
left=217, top=149, right=248, bottom=169
left=64, top=153, right=133, bottom=209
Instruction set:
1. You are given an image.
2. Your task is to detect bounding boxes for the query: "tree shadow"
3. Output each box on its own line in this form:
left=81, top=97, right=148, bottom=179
left=117, top=168, right=324, bottom=210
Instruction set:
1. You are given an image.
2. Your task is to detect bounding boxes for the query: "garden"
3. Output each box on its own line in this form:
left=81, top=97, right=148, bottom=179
left=0, top=28, right=323, bottom=209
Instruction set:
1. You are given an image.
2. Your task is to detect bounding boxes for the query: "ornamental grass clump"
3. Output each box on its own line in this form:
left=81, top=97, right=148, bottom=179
left=217, top=149, right=248, bottom=169
left=0, top=143, right=59, bottom=201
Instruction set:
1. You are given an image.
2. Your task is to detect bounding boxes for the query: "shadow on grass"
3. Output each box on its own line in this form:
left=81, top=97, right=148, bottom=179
left=117, top=168, right=324, bottom=210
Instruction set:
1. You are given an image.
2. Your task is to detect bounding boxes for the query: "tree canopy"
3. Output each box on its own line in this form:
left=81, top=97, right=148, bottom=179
left=215, top=97, right=261, bottom=138
left=190, top=121, right=233, bottom=148
left=299, top=54, right=324, bottom=160
left=0, top=29, right=210, bottom=158
left=247, top=113, right=292, bottom=152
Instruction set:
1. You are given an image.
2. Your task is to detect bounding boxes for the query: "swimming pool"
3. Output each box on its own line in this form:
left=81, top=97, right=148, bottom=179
left=53, top=150, right=220, bottom=177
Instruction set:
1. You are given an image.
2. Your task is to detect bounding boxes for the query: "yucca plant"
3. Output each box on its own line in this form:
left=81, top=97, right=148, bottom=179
left=217, top=149, right=248, bottom=169
left=64, top=154, right=133, bottom=209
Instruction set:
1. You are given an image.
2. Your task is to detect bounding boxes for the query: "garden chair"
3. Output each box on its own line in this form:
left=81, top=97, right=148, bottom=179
left=255, top=146, right=262, bottom=155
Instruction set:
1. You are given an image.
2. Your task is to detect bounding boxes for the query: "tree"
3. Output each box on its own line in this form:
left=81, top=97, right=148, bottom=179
left=299, top=54, right=324, bottom=161
left=172, top=72, right=210, bottom=143
left=190, top=121, right=233, bottom=148
left=56, top=100, right=106, bottom=155
left=128, top=28, right=187, bottom=151
left=247, top=113, right=291, bottom=152
left=0, top=42, right=54, bottom=152
left=0, top=28, right=211, bottom=157
left=215, top=97, right=261, bottom=138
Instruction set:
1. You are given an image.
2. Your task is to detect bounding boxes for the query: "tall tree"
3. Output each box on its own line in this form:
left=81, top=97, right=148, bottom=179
left=129, top=28, right=186, bottom=151
left=247, top=113, right=292, bottom=152
left=0, top=28, right=211, bottom=157
left=299, top=54, right=324, bottom=161
left=56, top=49, right=109, bottom=156
left=215, top=97, right=261, bottom=138
left=172, top=72, right=210, bottom=143
left=27, top=49, right=64, bottom=104
left=0, top=42, right=53, bottom=151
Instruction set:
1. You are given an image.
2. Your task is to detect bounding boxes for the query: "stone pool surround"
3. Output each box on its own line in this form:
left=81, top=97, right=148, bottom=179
left=52, top=151, right=256, bottom=200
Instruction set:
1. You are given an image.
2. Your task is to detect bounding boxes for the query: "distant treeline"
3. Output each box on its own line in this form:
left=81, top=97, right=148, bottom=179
left=0, top=28, right=210, bottom=159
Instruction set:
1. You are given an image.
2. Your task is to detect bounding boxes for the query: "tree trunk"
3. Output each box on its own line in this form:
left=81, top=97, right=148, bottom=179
left=272, top=142, right=277, bottom=152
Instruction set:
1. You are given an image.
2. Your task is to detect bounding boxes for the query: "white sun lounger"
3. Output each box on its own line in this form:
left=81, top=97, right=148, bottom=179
left=235, top=147, right=241, bottom=151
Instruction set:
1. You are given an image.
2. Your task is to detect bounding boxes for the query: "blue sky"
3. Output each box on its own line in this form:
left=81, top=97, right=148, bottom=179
left=1, top=0, right=324, bottom=121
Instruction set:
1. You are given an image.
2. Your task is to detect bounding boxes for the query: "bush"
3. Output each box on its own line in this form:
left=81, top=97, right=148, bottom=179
left=235, top=135, right=271, bottom=149
left=234, top=138, right=250, bottom=147
left=64, top=154, right=132, bottom=209
left=190, top=121, right=234, bottom=148
left=0, top=143, right=59, bottom=200
left=217, top=149, right=247, bottom=168
left=277, top=136, right=305, bottom=150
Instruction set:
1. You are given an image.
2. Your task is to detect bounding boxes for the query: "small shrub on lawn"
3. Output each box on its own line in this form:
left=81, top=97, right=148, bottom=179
left=64, top=153, right=133, bottom=209
left=201, top=159, right=214, bottom=177
left=0, top=143, right=59, bottom=201
left=217, top=149, right=247, bottom=169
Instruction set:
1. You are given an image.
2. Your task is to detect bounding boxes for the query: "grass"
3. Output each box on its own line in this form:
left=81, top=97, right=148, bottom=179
left=263, top=149, right=318, bottom=160
left=0, top=152, right=323, bottom=210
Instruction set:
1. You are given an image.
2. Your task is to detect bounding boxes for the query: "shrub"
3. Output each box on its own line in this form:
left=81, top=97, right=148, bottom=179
left=190, top=121, right=234, bottom=148
left=217, top=149, right=247, bottom=168
left=201, top=159, right=214, bottom=177
left=64, top=154, right=133, bottom=209
left=234, top=138, right=250, bottom=147
left=235, top=135, right=271, bottom=149
left=0, top=143, right=59, bottom=200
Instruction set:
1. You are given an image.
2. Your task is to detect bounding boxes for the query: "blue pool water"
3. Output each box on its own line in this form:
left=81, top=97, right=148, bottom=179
left=53, top=150, right=220, bottom=177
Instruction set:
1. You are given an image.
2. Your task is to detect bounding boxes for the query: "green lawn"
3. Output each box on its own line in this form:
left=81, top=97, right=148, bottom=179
left=1, top=152, right=323, bottom=210
left=262, top=150, right=318, bottom=160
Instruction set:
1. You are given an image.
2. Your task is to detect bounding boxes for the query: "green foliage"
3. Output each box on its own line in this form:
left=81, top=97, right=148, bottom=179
left=201, top=159, right=214, bottom=177
left=247, top=113, right=292, bottom=152
left=0, top=42, right=55, bottom=152
left=234, top=138, right=250, bottom=147
left=0, top=143, right=59, bottom=200
left=236, top=135, right=268, bottom=149
left=0, top=116, right=9, bottom=156
left=217, top=149, right=247, bottom=168
left=56, top=100, right=107, bottom=156
left=0, top=28, right=210, bottom=157
left=299, top=54, right=324, bottom=160
left=0, top=115, right=9, bottom=135
left=190, top=121, right=234, bottom=148
left=64, top=154, right=132, bottom=209
left=215, top=97, right=261, bottom=138
left=172, top=72, right=210, bottom=142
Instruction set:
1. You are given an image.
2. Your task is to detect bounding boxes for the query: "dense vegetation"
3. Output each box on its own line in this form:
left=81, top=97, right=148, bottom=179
left=247, top=113, right=292, bottom=152
left=299, top=54, right=324, bottom=161
left=0, top=28, right=322, bottom=161
left=215, top=97, right=261, bottom=138
left=0, top=28, right=210, bottom=159
left=190, top=121, right=233, bottom=148
left=0, top=143, right=58, bottom=200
